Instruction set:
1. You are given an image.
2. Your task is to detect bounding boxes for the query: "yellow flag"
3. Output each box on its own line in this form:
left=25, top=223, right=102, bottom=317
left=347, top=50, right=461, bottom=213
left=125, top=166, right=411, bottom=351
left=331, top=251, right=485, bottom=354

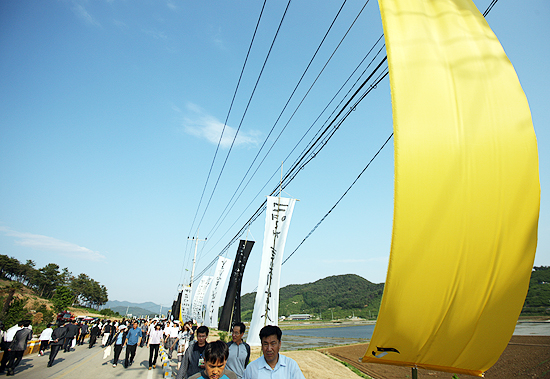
left=362, top=0, right=540, bottom=376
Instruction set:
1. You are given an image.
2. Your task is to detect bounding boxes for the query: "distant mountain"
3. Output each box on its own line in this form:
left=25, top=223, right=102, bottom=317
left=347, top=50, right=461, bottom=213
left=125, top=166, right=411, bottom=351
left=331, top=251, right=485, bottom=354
left=240, top=274, right=384, bottom=321
left=103, top=300, right=164, bottom=314
left=109, top=306, right=157, bottom=317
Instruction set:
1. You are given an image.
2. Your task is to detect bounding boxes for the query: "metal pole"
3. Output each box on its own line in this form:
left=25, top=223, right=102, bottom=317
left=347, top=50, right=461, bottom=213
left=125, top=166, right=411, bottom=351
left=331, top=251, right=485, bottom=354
left=188, top=231, right=207, bottom=288
left=412, top=366, right=418, bottom=379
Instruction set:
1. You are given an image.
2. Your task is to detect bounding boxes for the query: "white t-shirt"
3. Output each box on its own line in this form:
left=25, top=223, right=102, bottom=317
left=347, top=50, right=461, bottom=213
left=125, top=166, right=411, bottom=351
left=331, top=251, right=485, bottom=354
left=39, top=327, right=54, bottom=341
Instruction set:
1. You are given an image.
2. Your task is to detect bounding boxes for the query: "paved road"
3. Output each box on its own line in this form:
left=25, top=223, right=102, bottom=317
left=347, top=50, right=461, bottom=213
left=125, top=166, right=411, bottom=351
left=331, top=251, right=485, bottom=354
left=8, top=343, right=179, bottom=379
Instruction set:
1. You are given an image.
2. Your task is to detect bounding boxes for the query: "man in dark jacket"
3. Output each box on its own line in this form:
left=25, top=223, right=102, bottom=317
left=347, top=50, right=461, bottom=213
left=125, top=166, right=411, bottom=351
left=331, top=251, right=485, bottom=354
left=78, top=322, right=88, bottom=345
left=48, top=323, right=68, bottom=367
left=89, top=322, right=100, bottom=348
left=177, top=326, right=209, bottom=379
left=5, top=320, right=32, bottom=376
left=63, top=320, right=79, bottom=352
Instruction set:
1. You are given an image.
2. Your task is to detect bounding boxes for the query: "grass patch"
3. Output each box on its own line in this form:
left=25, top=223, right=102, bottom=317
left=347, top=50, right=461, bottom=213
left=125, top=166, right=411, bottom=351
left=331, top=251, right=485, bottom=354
left=322, top=352, right=374, bottom=379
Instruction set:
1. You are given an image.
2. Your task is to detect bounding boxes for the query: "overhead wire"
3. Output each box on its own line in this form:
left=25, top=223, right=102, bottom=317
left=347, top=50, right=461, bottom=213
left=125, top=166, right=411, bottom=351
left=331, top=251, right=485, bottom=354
left=175, top=0, right=502, bottom=299
left=196, top=40, right=386, bottom=264
left=202, top=0, right=351, bottom=242
left=178, top=0, right=268, bottom=287
left=200, top=1, right=378, bottom=261
left=198, top=40, right=386, bottom=261
left=193, top=57, right=389, bottom=279
left=192, top=0, right=294, bottom=238
left=277, top=0, right=502, bottom=266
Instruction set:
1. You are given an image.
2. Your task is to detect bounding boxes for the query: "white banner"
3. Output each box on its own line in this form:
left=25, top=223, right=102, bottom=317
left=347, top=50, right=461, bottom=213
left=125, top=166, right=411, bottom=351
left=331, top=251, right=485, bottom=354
left=247, top=196, right=296, bottom=346
left=192, top=276, right=212, bottom=323
left=203, top=256, right=233, bottom=328
left=180, top=286, right=193, bottom=322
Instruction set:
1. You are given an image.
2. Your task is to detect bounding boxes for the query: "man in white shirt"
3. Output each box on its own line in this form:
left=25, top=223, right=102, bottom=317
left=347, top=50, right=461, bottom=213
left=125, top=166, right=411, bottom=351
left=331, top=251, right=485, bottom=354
left=243, top=325, right=305, bottom=379
left=164, top=321, right=179, bottom=359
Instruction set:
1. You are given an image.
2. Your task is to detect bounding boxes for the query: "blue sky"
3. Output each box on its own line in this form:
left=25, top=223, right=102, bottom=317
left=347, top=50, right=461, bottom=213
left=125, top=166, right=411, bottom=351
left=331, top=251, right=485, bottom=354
left=1, top=0, right=548, bottom=307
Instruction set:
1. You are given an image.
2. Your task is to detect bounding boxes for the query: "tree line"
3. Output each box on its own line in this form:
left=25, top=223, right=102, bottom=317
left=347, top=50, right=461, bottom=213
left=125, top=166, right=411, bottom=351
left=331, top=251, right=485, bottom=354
left=0, top=254, right=108, bottom=309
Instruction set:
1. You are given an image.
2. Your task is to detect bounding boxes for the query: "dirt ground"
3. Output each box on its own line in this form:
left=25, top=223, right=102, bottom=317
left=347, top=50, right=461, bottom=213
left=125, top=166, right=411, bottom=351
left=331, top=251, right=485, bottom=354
left=226, top=334, right=550, bottom=378
left=317, top=335, right=550, bottom=379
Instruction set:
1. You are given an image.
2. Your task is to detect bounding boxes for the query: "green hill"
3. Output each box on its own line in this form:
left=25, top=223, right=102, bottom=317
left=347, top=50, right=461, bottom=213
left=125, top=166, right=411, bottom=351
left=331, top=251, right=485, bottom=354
left=522, top=266, right=550, bottom=316
left=239, top=267, right=550, bottom=322
left=240, top=274, right=384, bottom=321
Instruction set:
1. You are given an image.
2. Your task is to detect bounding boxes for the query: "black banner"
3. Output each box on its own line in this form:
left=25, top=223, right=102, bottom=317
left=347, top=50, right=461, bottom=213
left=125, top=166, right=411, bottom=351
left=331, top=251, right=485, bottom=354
left=174, top=291, right=182, bottom=320
left=171, top=300, right=177, bottom=320
left=218, top=239, right=254, bottom=331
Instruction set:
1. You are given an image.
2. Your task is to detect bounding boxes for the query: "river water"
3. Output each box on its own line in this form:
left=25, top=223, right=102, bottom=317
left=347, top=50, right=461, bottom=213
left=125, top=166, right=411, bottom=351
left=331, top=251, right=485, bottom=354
left=274, top=321, right=550, bottom=351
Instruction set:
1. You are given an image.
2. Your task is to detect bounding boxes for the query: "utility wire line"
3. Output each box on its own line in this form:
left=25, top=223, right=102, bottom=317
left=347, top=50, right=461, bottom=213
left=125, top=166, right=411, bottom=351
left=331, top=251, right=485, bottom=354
left=192, top=0, right=293, bottom=237
left=196, top=47, right=387, bottom=265
left=203, top=0, right=350, bottom=244
left=202, top=1, right=377, bottom=258
left=193, top=59, right=388, bottom=279
left=175, top=0, right=502, bottom=297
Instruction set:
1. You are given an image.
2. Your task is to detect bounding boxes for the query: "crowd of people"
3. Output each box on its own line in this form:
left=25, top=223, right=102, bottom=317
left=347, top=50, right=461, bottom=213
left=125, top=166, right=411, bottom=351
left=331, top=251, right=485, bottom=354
left=0, top=317, right=306, bottom=379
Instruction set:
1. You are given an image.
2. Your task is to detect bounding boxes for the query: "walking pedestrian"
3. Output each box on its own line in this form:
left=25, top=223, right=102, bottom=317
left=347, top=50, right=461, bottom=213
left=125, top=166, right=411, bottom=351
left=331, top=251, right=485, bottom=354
left=176, top=325, right=209, bottom=379
left=89, top=322, right=100, bottom=348
left=176, top=321, right=193, bottom=370
left=48, top=322, right=68, bottom=367
left=0, top=322, right=22, bottom=374
left=147, top=322, right=163, bottom=369
left=78, top=322, right=88, bottom=345
left=226, top=322, right=250, bottom=379
left=38, top=323, right=54, bottom=356
left=124, top=321, right=142, bottom=368
left=107, top=324, right=128, bottom=368
left=5, top=320, right=32, bottom=376
left=101, top=320, right=112, bottom=347
left=63, top=320, right=79, bottom=352
left=165, top=321, right=179, bottom=359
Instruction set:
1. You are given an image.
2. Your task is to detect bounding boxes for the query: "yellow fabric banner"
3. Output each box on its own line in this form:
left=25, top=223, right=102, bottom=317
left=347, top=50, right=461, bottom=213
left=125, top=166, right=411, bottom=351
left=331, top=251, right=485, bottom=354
left=362, top=0, right=540, bottom=376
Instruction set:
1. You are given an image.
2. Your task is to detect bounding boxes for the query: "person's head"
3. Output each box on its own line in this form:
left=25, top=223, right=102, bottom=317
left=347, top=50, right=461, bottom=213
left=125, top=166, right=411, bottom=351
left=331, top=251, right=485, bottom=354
left=231, top=322, right=246, bottom=344
left=196, top=325, right=209, bottom=347
left=155, top=323, right=161, bottom=330
left=132, top=321, right=138, bottom=329
left=204, top=340, right=229, bottom=379
left=259, top=325, right=282, bottom=368
left=22, top=320, right=31, bottom=328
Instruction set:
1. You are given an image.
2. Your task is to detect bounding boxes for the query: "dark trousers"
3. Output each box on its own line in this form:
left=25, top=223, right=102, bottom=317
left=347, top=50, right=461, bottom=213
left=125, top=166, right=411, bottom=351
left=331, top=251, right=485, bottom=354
left=149, top=344, right=160, bottom=367
left=89, top=335, right=97, bottom=348
left=77, top=334, right=86, bottom=345
left=6, top=350, right=24, bottom=372
left=63, top=336, right=74, bottom=352
left=49, top=344, right=62, bottom=366
left=140, top=333, right=148, bottom=347
left=125, top=344, right=137, bottom=366
left=0, top=349, right=11, bottom=372
left=40, top=340, right=50, bottom=352
left=113, top=345, right=123, bottom=365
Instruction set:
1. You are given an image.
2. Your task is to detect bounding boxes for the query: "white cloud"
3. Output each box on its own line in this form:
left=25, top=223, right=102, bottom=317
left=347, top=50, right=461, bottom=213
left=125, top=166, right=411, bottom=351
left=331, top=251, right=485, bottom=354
left=0, top=227, right=106, bottom=262
left=180, top=103, right=261, bottom=148
left=113, top=19, right=128, bottom=30
left=71, top=2, right=101, bottom=27
left=143, top=28, right=168, bottom=40
left=167, top=0, right=177, bottom=11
